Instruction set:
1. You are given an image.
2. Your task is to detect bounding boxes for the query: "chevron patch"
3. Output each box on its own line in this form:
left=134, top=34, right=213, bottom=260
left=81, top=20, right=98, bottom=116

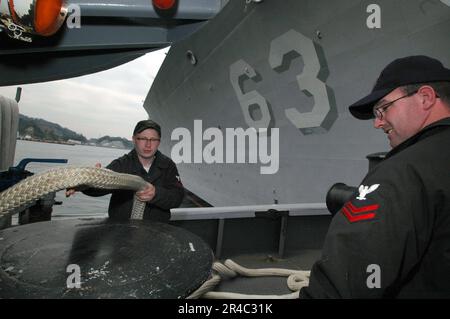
left=342, top=201, right=379, bottom=223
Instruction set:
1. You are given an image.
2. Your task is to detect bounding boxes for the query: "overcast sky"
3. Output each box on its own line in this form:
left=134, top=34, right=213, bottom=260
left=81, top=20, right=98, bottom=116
left=0, top=47, right=169, bottom=140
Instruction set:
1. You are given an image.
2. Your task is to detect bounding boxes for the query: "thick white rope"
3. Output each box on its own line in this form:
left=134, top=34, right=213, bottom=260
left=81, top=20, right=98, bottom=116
left=0, top=166, right=149, bottom=220
left=0, top=166, right=310, bottom=298
left=188, top=259, right=310, bottom=299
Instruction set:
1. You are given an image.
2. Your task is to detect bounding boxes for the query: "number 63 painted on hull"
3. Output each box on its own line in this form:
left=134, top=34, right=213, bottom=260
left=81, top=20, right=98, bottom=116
left=230, top=29, right=337, bottom=135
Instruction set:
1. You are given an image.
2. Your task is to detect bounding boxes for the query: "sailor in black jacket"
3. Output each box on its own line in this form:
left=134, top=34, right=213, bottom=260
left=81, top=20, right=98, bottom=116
left=300, top=56, right=450, bottom=298
left=67, top=120, right=184, bottom=222
left=99, top=148, right=184, bottom=222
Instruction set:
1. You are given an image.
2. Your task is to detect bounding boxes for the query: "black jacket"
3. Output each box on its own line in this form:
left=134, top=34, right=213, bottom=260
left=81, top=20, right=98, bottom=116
left=83, top=150, right=184, bottom=222
left=300, top=117, right=450, bottom=298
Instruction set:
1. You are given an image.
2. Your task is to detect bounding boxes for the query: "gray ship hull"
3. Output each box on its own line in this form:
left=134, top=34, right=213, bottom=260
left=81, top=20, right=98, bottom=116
left=145, top=0, right=450, bottom=207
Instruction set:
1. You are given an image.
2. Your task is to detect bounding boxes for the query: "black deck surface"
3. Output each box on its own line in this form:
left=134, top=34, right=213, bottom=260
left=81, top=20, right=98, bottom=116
left=0, top=218, right=213, bottom=298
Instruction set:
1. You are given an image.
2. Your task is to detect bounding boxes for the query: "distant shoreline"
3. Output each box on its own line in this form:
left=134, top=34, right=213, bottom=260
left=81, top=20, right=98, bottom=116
left=17, top=138, right=131, bottom=150
left=17, top=137, right=76, bottom=146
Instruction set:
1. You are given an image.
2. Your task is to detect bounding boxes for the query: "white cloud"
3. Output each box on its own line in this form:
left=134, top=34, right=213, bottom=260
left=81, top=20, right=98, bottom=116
left=0, top=47, right=169, bottom=139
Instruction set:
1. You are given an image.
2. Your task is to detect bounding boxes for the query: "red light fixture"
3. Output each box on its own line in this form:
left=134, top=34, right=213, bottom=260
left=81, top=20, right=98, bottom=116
left=34, top=0, right=67, bottom=36
left=152, top=0, right=176, bottom=10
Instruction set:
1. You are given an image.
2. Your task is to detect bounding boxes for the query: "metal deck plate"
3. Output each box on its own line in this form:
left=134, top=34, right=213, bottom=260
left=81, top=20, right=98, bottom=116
left=0, top=218, right=213, bottom=298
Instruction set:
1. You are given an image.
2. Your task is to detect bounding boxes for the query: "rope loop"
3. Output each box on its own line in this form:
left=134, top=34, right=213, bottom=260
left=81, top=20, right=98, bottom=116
left=188, top=259, right=309, bottom=299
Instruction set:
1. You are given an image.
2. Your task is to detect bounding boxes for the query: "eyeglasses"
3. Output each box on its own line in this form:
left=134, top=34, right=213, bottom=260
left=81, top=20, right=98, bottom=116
left=136, top=137, right=160, bottom=143
left=373, top=90, right=418, bottom=120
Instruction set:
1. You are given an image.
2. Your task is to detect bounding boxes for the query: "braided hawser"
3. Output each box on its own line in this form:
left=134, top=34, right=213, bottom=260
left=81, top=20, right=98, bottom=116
left=0, top=166, right=149, bottom=220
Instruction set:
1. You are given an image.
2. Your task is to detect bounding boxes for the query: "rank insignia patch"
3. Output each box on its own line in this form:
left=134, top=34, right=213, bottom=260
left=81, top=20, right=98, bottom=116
left=342, top=201, right=379, bottom=223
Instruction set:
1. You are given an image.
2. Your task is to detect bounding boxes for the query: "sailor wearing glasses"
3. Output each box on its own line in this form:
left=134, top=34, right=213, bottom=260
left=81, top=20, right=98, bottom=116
left=301, top=56, right=450, bottom=298
left=68, top=120, right=184, bottom=222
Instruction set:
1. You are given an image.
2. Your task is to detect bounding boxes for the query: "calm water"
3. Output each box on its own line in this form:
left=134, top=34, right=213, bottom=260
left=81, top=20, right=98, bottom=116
left=14, top=140, right=131, bottom=219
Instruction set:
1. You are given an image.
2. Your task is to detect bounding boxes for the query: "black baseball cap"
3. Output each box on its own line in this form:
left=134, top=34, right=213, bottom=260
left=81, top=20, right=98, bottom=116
left=349, top=55, right=450, bottom=120
left=133, top=119, right=161, bottom=137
